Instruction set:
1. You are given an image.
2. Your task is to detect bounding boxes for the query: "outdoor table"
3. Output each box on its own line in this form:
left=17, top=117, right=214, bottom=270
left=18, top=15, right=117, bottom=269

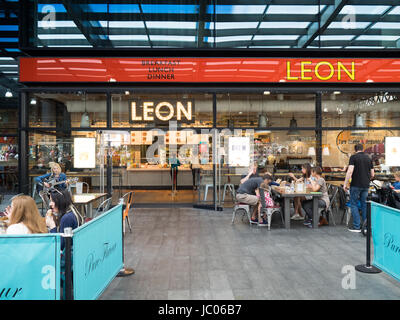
left=72, top=193, right=107, bottom=219
left=272, top=186, right=322, bottom=229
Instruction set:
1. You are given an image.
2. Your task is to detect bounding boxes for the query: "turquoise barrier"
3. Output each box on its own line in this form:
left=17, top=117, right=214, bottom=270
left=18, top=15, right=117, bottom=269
left=0, top=234, right=61, bottom=300
left=72, top=204, right=123, bottom=300
left=371, top=201, right=400, bottom=282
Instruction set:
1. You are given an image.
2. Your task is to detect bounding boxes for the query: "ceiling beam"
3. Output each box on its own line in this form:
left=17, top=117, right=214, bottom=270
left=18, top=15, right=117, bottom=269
left=196, top=0, right=207, bottom=48
left=60, top=0, right=113, bottom=47
left=296, top=0, right=349, bottom=48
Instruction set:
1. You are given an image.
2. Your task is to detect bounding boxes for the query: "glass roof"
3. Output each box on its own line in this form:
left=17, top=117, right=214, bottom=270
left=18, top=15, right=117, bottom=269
left=0, top=0, right=399, bottom=95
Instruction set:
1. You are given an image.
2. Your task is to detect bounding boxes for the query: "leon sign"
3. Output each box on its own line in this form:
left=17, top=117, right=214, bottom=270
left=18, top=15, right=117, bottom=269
left=130, top=100, right=194, bottom=123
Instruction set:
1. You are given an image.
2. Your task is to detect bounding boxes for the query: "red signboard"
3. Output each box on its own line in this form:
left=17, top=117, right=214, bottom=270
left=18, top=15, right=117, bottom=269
left=19, top=57, right=400, bottom=83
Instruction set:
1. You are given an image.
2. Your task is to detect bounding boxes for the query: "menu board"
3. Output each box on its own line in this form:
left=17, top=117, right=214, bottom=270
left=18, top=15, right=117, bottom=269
left=74, top=138, right=96, bottom=168
left=228, top=137, right=250, bottom=167
left=385, top=137, right=400, bottom=166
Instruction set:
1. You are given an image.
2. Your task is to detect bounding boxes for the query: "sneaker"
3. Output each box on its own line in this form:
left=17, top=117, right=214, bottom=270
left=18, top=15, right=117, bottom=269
left=258, top=219, right=268, bottom=227
left=292, top=214, right=305, bottom=221
left=291, top=213, right=300, bottom=220
left=348, top=227, right=361, bottom=233
left=250, top=217, right=258, bottom=224
left=303, top=220, right=312, bottom=226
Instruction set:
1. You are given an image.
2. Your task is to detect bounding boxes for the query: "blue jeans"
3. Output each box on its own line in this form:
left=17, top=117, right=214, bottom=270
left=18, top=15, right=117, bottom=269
left=350, top=186, right=369, bottom=229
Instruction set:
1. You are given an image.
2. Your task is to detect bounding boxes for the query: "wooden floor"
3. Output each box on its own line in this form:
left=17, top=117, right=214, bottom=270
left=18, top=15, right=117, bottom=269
left=110, top=188, right=236, bottom=206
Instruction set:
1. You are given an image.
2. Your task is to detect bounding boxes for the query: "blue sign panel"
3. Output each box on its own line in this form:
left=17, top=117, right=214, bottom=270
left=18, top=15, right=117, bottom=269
left=371, top=201, right=400, bottom=282
left=0, top=234, right=61, bottom=300
left=72, top=204, right=123, bottom=300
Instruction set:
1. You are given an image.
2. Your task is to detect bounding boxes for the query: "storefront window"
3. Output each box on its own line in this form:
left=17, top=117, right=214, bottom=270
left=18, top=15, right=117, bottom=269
left=112, top=92, right=213, bottom=128
left=28, top=131, right=107, bottom=197
left=322, top=129, right=400, bottom=172
left=0, top=105, right=18, bottom=134
left=28, top=92, right=107, bottom=128
left=216, top=93, right=316, bottom=128
left=322, top=92, right=400, bottom=128
left=0, top=136, right=18, bottom=194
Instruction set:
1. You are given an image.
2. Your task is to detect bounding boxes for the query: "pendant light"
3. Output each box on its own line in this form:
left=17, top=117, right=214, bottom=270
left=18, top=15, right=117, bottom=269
left=80, top=93, right=90, bottom=127
left=352, top=112, right=367, bottom=135
left=258, top=113, right=268, bottom=128
left=5, top=89, right=12, bottom=98
left=287, top=114, right=300, bottom=136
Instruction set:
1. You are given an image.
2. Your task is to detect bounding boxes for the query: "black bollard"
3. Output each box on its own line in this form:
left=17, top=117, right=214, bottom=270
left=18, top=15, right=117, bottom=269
left=355, top=201, right=381, bottom=274
left=64, top=228, right=74, bottom=299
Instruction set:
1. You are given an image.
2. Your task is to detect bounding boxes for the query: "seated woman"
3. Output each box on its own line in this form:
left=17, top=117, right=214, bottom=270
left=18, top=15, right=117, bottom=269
left=302, top=166, right=330, bottom=228
left=35, top=162, right=68, bottom=192
left=5, top=195, right=47, bottom=234
left=45, top=189, right=81, bottom=250
left=288, top=163, right=312, bottom=220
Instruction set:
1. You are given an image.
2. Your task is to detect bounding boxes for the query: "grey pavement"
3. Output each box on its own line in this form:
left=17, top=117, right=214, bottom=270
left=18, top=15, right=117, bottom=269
left=99, top=207, right=400, bottom=300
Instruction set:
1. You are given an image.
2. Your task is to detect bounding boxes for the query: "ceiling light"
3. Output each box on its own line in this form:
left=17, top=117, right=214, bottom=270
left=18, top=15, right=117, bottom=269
left=5, top=90, right=12, bottom=98
left=334, top=91, right=341, bottom=95
left=125, top=91, right=130, bottom=95
left=287, top=115, right=300, bottom=136
left=263, top=91, right=270, bottom=95
left=30, top=98, right=37, bottom=105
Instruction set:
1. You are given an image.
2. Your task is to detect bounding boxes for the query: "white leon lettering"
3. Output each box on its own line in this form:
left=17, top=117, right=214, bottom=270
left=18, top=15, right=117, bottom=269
left=143, top=102, right=154, bottom=121
left=176, top=101, right=192, bottom=121
left=131, top=102, right=142, bottom=121
left=155, top=102, right=174, bottom=121
left=131, top=101, right=193, bottom=122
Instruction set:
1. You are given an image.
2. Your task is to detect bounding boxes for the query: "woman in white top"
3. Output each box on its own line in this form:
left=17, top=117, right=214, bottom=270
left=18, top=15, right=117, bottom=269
left=5, top=195, right=47, bottom=234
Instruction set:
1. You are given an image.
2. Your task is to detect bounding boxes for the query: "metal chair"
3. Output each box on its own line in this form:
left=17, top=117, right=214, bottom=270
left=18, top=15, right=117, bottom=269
left=259, top=187, right=284, bottom=230
left=122, top=191, right=133, bottom=233
left=231, top=201, right=251, bottom=225
left=69, top=181, right=89, bottom=194
left=319, top=186, right=339, bottom=226
left=92, top=197, right=112, bottom=219
left=222, top=183, right=236, bottom=204
left=38, top=190, right=51, bottom=213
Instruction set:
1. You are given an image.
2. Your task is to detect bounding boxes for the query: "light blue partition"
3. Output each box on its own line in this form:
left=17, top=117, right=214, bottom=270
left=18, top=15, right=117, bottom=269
left=72, top=204, right=123, bottom=300
left=371, top=201, right=400, bottom=282
left=0, top=234, right=61, bottom=300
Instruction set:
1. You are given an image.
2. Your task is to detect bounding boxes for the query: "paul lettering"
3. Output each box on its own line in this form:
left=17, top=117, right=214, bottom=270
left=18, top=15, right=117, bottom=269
left=286, top=60, right=355, bottom=81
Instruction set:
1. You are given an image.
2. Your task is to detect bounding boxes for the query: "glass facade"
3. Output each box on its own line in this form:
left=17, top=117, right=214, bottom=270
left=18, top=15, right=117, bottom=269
left=20, top=89, right=400, bottom=207
left=22, top=1, right=400, bottom=49
left=28, top=92, right=107, bottom=128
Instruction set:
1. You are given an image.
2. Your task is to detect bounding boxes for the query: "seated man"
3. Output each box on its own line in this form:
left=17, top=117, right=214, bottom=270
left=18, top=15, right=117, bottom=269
left=235, top=173, right=273, bottom=225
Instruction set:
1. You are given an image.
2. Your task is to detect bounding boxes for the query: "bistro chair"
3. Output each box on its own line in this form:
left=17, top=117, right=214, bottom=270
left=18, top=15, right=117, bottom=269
left=122, top=191, right=134, bottom=234
left=259, top=187, right=284, bottom=230
left=319, top=185, right=339, bottom=226
left=69, top=181, right=89, bottom=194
left=92, top=197, right=112, bottom=219
left=231, top=202, right=251, bottom=225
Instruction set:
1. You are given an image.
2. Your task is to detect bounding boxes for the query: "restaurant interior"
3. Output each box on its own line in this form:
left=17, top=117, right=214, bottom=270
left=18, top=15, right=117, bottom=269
left=18, top=90, right=400, bottom=209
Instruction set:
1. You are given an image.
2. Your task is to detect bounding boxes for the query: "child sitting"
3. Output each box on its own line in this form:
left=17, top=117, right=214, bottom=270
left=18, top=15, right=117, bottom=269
left=257, top=182, right=276, bottom=226
left=392, top=171, right=400, bottom=190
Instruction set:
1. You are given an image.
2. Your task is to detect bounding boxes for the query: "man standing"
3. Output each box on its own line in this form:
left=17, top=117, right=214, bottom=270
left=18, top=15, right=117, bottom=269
left=236, top=173, right=273, bottom=225
left=344, top=144, right=374, bottom=232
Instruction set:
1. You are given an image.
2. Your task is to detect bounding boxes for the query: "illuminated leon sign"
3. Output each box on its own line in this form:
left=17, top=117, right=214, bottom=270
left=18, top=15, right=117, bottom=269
left=130, top=100, right=194, bottom=123
left=286, top=61, right=355, bottom=81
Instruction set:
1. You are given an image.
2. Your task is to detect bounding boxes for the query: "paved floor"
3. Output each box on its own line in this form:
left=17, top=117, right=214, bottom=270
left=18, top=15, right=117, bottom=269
left=100, top=207, right=400, bottom=300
